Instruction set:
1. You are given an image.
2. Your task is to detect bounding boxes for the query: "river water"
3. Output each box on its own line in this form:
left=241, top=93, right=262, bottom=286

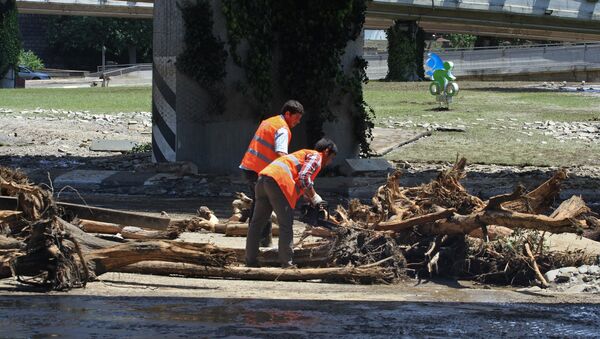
left=1, top=294, right=599, bottom=338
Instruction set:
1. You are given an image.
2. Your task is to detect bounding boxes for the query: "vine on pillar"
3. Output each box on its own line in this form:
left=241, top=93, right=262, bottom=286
left=0, top=0, right=21, bottom=79
left=177, top=0, right=228, bottom=114
left=386, top=20, right=424, bottom=81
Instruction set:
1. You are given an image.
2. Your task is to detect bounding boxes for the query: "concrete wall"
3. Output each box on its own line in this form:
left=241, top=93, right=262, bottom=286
left=0, top=68, right=16, bottom=88
left=153, top=0, right=362, bottom=173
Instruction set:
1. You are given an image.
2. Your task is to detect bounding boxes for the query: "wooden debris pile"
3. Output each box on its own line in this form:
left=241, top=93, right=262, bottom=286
left=1, top=158, right=599, bottom=290
left=323, top=158, right=598, bottom=285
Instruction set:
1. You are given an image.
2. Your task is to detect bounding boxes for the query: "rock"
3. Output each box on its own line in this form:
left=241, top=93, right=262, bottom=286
left=578, top=265, right=589, bottom=274
left=582, top=275, right=595, bottom=283
left=555, top=273, right=571, bottom=283
left=565, top=284, right=588, bottom=293
left=588, top=265, right=600, bottom=275
left=545, top=269, right=560, bottom=282
left=559, top=267, right=579, bottom=275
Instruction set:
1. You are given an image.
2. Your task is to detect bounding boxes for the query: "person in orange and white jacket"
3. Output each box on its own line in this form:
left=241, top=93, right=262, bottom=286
left=245, top=138, right=337, bottom=268
left=239, top=100, right=304, bottom=247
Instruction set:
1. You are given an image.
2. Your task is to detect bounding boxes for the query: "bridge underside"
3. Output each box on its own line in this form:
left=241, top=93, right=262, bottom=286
left=16, top=0, right=153, bottom=19
left=366, top=1, right=600, bottom=41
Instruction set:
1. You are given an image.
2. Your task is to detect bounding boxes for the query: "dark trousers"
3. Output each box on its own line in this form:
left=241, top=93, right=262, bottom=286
left=242, top=169, right=272, bottom=244
left=245, top=176, right=295, bottom=266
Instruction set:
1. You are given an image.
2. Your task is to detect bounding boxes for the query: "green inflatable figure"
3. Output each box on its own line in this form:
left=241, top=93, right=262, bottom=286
left=432, top=61, right=455, bottom=93
left=426, top=53, right=459, bottom=108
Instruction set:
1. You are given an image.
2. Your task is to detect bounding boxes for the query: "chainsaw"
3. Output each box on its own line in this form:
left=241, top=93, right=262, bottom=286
left=300, top=201, right=339, bottom=230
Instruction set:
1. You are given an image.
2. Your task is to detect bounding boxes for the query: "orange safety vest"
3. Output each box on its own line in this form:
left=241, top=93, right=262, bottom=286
left=240, top=115, right=291, bottom=173
left=260, top=149, right=322, bottom=208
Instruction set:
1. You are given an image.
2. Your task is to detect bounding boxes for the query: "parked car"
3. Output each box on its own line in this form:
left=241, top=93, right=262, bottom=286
left=18, top=66, right=51, bottom=80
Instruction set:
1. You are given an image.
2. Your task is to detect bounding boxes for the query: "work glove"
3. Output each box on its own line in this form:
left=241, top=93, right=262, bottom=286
left=310, top=193, right=323, bottom=206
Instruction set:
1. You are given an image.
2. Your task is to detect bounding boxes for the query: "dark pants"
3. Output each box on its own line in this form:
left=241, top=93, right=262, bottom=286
left=242, top=169, right=272, bottom=245
left=245, top=175, right=295, bottom=267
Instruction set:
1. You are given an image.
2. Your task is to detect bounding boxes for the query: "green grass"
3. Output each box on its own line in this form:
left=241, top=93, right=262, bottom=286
left=1, top=82, right=599, bottom=166
left=0, top=86, right=151, bottom=113
left=364, top=81, right=600, bottom=166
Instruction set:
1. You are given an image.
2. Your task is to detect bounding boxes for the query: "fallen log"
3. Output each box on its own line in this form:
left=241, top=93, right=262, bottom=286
left=116, top=261, right=394, bottom=283
left=0, top=235, right=21, bottom=249
left=85, top=241, right=236, bottom=276
left=428, top=209, right=585, bottom=236
left=79, top=219, right=123, bottom=234
left=78, top=219, right=179, bottom=240
left=0, top=196, right=171, bottom=230
left=225, top=223, right=280, bottom=237
left=374, top=209, right=455, bottom=232
left=502, top=169, right=567, bottom=214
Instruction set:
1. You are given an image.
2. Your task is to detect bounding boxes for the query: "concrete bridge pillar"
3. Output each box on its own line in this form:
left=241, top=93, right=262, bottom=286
left=152, top=0, right=362, bottom=173
left=385, top=20, right=425, bottom=81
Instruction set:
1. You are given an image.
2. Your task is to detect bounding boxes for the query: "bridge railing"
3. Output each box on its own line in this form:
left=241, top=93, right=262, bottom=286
left=365, top=42, right=600, bottom=79
left=92, top=63, right=152, bottom=77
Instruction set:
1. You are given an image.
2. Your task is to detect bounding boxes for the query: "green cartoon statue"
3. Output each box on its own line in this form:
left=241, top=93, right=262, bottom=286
left=426, top=53, right=459, bottom=108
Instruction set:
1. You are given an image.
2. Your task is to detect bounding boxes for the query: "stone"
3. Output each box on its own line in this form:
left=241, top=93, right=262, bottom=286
left=555, top=273, right=571, bottom=283
left=565, top=284, right=588, bottom=293
left=559, top=267, right=579, bottom=275
left=578, top=265, right=589, bottom=274
left=588, top=265, right=600, bottom=275
left=544, top=269, right=560, bottom=282
left=582, top=275, right=595, bottom=283
left=339, top=158, right=394, bottom=177
left=90, top=139, right=137, bottom=152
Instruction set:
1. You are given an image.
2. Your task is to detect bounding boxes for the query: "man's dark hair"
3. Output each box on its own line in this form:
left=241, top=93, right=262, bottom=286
left=280, top=100, right=304, bottom=115
left=314, top=138, right=338, bottom=155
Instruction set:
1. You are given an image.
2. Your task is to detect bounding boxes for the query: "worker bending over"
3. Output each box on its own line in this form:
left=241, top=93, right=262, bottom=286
left=245, top=138, right=337, bottom=268
left=239, top=100, right=304, bottom=246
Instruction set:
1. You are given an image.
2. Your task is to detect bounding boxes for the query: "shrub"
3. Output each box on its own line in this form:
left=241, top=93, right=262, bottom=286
left=18, top=50, right=45, bottom=70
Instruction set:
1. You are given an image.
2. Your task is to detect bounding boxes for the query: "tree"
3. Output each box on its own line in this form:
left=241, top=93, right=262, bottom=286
left=18, top=50, right=44, bottom=70
left=448, top=34, right=476, bottom=49
left=47, top=16, right=152, bottom=70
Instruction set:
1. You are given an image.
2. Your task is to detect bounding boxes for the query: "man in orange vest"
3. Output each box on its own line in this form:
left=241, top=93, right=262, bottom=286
left=245, top=138, right=337, bottom=268
left=239, top=100, right=304, bottom=247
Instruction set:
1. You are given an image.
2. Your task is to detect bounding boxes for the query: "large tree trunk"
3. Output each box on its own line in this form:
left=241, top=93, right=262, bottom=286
left=86, top=241, right=236, bottom=276
left=116, top=261, right=392, bottom=283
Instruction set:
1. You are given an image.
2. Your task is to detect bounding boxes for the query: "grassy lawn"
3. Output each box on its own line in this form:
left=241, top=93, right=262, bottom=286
left=0, top=86, right=151, bottom=113
left=1, top=82, right=598, bottom=166
left=364, top=81, right=600, bottom=167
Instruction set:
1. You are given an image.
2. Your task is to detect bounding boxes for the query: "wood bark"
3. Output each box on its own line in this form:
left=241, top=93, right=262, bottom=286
left=225, top=223, right=280, bottom=237
left=85, top=241, right=236, bottom=276
left=0, top=235, right=21, bottom=249
left=0, top=195, right=170, bottom=229
left=502, top=169, right=567, bottom=214
left=116, top=261, right=390, bottom=282
left=374, top=209, right=455, bottom=232
left=427, top=209, right=584, bottom=236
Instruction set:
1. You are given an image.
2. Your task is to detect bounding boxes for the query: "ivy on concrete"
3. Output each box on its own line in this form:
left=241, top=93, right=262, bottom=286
left=222, top=0, right=272, bottom=117
left=180, top=0, right=374, bottom=153
left=274, top=1, right=373, bottom=152
left=385, top=20, right=424, bottom=81
left=177, top=0, right=227, bottom=113
left=0, top=0, right=21, bottom=78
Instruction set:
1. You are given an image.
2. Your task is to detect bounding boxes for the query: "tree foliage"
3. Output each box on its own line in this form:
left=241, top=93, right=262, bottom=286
left=18, top=50, right=44, bottom=70
left=0, top=0, right=21, bottom=77
left=448, top=34, right=477, bottom=49
left=47, top=16, right=152, bottom=69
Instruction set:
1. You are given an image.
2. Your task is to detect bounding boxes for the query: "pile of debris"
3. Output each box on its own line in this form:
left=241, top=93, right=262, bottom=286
left=1, top=158, right=598, bottom=291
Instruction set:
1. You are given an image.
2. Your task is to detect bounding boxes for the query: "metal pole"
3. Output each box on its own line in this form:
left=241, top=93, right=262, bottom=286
left=102, top=46, right=106, bottom=73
